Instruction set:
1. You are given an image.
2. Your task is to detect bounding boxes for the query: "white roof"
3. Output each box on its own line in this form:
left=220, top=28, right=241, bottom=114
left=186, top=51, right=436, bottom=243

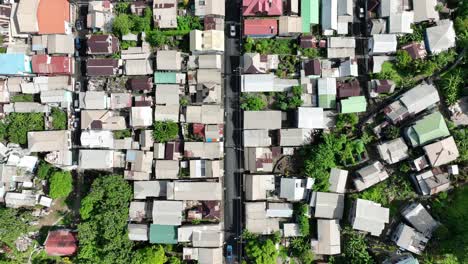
left=413, top=0, right=439, bottom=22
left=425, top=20, right=456, bottom=54
left=241, top=74, right=299, bottom=93
left=185, top=105, right=224, bottom=124
left=155, top=84, right=180, bottom=105
left=312, top=192, right=345, bottom=219
left=311, top=219, right=341, bottom=255
left=79, top=91, right=108, bottom=109
left=245, top=202, right=280, bottom=234
left=283, top=223, right=301, bottom=237
left=156, top=50, right=182, bottom=71
left=244, top=174, right=276, bottom=201
left=280, top=178, right=308, bottom=201
left=134, top=181, right=167, bottom=199
left=131, top=107, right=153, bottom=127
left=243, top=129, right=271, bottom=147
left=370, top=34, right=397, bottom=54
left=79, top=149, right=115, bottom=169
left=423, top=136, right=459, bottom=167
left=279, top=128, right=312, bottom=146
left=155, top=160, right=179, bottom=179
left=128, top=224, right=148, bottom=241
left=400, top=82, right=440, bottom=114
left=152, top=200, right=183, bottom=225
left=80, top=130, right=114, bottom=149
left=244, top=111, right=282, bottom=130
left=376, top=137, right=409, bottom=164
left=389, top=11, right=414, bottom=34
left=328, top=168, right=348, bottom=193
left=184, top=142, right=223, bottom=159
left=351, top=199, right=389, bottom=236
left=28, top=130, right=71, bottom=152
left=125, top=59, right=154, bottom=76
left=154, top=105, right=179, bottom=122
left=167, top=181, right=222, bottom=201
left=297, top=107, right=324, bottom=129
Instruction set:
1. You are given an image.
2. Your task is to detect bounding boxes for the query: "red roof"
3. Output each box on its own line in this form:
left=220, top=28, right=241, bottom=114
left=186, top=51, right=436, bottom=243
left=37, top=0, right=70, bottom=34
left=193, top=123, right=205, bottom=138
left=244, top=19, right=278, bottom=36
left=31, top=55, right=72, bottom=75
left=45, top=230, right=77, bottom=256
left=243, top=0, right=283, bottom=16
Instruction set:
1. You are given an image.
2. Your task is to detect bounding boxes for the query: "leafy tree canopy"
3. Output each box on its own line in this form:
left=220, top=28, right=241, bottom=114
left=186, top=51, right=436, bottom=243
left=152, top=121, right=179, bottom=143
left=49, top=171, right=73, bottom=199
left=132, top=245, right=167, bottom=264
left=51, top=107, right=67, bottom=130
left=5, top=113, right=44, bottom=145
left=240, top=94, right=267, bottom=111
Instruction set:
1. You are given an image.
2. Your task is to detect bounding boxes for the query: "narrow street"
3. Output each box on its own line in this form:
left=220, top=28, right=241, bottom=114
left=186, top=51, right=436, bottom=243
left=224, top=0, right=242, bottom=262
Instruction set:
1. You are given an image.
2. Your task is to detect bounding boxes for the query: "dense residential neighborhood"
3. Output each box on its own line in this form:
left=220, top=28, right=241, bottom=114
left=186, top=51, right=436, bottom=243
left=0, top=0, right=467, bottom=264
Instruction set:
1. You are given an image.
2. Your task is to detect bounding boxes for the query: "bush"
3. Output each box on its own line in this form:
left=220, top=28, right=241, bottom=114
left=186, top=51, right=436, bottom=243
left=451, top=127, right=468, bottom=162
left=113, top=129, right=132, bottom=139
left=11, top=94, right=34, bottom=103
left=37, top=161, right=54, bottom=180
left=152, top=121, right=179, bottom=143
left=120, top=40, right=137, bottom=50
left=51, top=107, right=67, bottom=130
left=240, top=94, right=267, bottom=111
left=300, top=48, right=320, bottom=58
left=274, top=86, right=303, bottom=110
left=438, top=68, right=466, bottom=105
left=295, top=203, right=310, bottom=236
left=49, top=171, right=73, bottom=199
left=5, top=113, right=44, bottom=145
left=244, top=37, right=297, bottom=55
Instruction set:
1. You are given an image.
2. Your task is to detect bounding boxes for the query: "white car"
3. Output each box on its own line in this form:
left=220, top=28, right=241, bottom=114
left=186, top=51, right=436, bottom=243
left=230, top=25, right=236, bottom=37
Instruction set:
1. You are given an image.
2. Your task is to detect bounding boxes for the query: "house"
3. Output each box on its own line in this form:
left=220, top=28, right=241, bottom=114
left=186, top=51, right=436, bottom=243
left=155, top=84, right=179, bottom=105
left=413, top=0, right=439, bottom=22
left=384, top=83, right=440, bottom=123
left=244, top=111, right=282, bottom=130
left=195, top=0, right=225, bottom=17
left=350, top=199, right=390, bottom=236
left=28, top=130, right=71, bottom=152
left=301, top=0, right=319, bottom=32
left=166, top=181, right=222, bottom=201
left=327, top=37, right=355, bottom=58
left=41, top=90, right=73, bottom=106
left=129, top=201, right=148, bottom=222
left=380, top=0, right=410, bottom=17
left=300, top=35, right=318, bottom=48
left=128, top=224, right=148, bottom=241
left=369, top=19, right=387, bottom=35
left=244, top=19, right=278, bottom=38
left=155, top=105, right=179, bottom=122
left=110, top=93, right=132, bottom=109
left=372, top=56, right=393, bottom=73
left=87, top=34, right=119, bottom=55
left=196, top=54, right=223, bottom=69
left=369, top=34, right=397, bottom=54
left=244, top=147, right=281, bottom=172
left=310, top=192, right=345, bottom=219
left=134, top=181, right=167, bottom=199
left=44, top=230, right=77, bottom=256
left=389, top=11, right=414, bottom=34
left=130, top=1, right=148, bottom=16
left=125, top=59, right=153, bottom=76
left=36, top=0, right=70, bottom=34
left=337, top=0, right=353, bottom=34
left=81, top=110, right=126, bottom=130
left=340, top=96, right=367, bottom=114
left=86, top=58, right=119, bottom=76
left=184, top=142, right=223, bottom=159
left=311, top=219, right=341, bottom=255
left=121, top=45, right=152, bottom=60
left=153, top=0, right=177, bottom=28
left=183, top=247, right=223, bottom=264
left=156, top=50, right=182, bottom=71
left=154, top=71, right=186, bottom=85
left=177, top=224, right=223, bottom=247
left=401, top=42, right=427, bottom=59
left=130, top=107, right=153, bottom=127
left=79, top=91, right=108, bottom=109
left=339, top=59, right=358, bottom=77
left=297, top=107, right=324, bottom=129
left=241, top=73, right=299, bottom=92
left=377, top=138, right=409, bottom=164
left=318, top=78, right=337, bottom=109
left=278, top=128, right=312, bottom=146
left=242, top=0, right=283, bottom=16
left=31, top=55, right=72, bottom=75
left=0, top=54, right=32, bottom=75
left=45, top=34, right=74, bottom=54
left=280, top=177, right=312, bottom=202
left=80, top=131, right=114, bottom=149
left=423, top=136, right=459, bottom=167
left=154, top=160, right=179, bottom=179
left=401, top=203, right=439, bottom=236
left=185, top=105, right=223, bottom=124
left=329, top=168, right=348, bottom=193
left=244, top=174, right=276, bottom=201
left=5, top=192, right=37, bottom=208
left=369, top=79, right=396, bottom=97
left=425, top=20, right=456, bottom=54
left=404, top=111, right=450, bottom=147
left=304, top=59, right=321, bottom=77
left=87, top=1, right=114, bottom=31
left=243, top=53, right=279, bottom=74
left=283, top=223, right=301, bottom=237
left=245, top=202, right=280, bottom=234
left=278, top=16, right=302, bottom=36
left=413, top=169, right=451, bottom=196
left=125, top=150, right=153, bottom=179
left=204, top=16, right=224, bottom=30
left=337, top=80, right=361, bottom=98
left=189, top=160, right=222, bottom=178
left=128, top=77, right=153, bottom=92
left=391, top=223, right=429, bottom=255
left=79, top=149, right=124, bottom=169
left=321, top=0, right=337, bottom=35
left=190, top=30, right=225, bottom=54
left=150, top=224, right=178, bottom=244
left=153, top=200, right=183, bottom=225
left=196, top=69, right=222, bottom=84
left=353, top=161, right=389, bottom=191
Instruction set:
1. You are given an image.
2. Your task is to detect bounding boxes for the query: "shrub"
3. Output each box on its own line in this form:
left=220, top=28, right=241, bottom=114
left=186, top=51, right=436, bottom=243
left=37, top=161, right=54, bottom=180
left=5, top=113, right=44, bottom=145
left=11, top=94, right=34, bottom=103
left=49, top=171, right=73, bottom=199
left=152, top=121, right=179, bottom=143
left=51, top=107, right=67, bottom=130
left=274, top=86, right=303, bottom=110
left=295, top=203, right=310, bottom=236
left=240, top=94, right=266, bottom=111
left=113, top=129, right=132, bottom=139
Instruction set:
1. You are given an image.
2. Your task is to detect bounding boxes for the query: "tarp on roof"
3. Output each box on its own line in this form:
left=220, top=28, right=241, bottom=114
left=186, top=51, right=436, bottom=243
left=340, top=96, right=367, bottom=113
left=149, top=224, right=178, bottom=244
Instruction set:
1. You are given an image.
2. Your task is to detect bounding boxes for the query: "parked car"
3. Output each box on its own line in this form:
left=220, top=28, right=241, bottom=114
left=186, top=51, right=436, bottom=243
left=226, top=245, right=233, bottom=262
left=230, top=25, right=236, bottom=37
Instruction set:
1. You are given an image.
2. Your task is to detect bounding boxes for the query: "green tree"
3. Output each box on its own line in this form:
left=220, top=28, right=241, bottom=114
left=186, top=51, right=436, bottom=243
left=167, top=256, right=182, bottom=264
left=37, top=160, right=53, bottom=180
left=452, top=127, right=468, bottom=162
left=49, top=171, right=73, bottom=199
left=51, top=107, right=67, bottom=130
left=78, top=175, right=133, bottom=264
left=115, top=2, right=130, bottom=14
left=341, top=229, right=374, bottom=264
left=295, top=203, right=310, bottom=236
left=112, top=14, right=133, bottom=37
left=146, top=30, right=168, bottom=47
left=290, top=237, right=314, bottom=264
left=5, top=113, right=44, bottom=145
left=0, top=208, right=33, bottom=249
left=336, top=113, right=359, bottom=131
left=240, top=94, right=266, bottom=111
left=152, top=121, right=179, bottom=143
left=439, top=68, right=465, bottom=105
left=300, top=48, right=320, bottom=58
left=244, top=233, right=278, bottom=264
left=132, top=245, right=167, bottom=264
left=395, top=50, right=413, bottom=70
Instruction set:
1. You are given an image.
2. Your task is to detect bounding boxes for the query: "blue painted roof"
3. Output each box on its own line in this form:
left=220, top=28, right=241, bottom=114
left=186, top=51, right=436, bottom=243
left=0, top=54, right=31, bottom=75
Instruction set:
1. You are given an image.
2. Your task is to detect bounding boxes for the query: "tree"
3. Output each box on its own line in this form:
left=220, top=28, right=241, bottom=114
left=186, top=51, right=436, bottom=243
left=5, top=113, right=44, bottom=145
left=439, top=68, right=465, bottom=105
left=290, top=237, right=314, bottom=264
left=395, top=50, right=413, bottom=70
left=452, top=127, right=468, bottom=162
left=146, top=30, right=168, bottom=47
left=37, top=160, right=53, bottom=180
left=132, top=246, right=167, bottom=264
left=49, top=171, right=73, bottom=199
left=78, top=175, right=133, bottom=264
left=240, top=94, right=266, bottom=111
left=0, top=208, right=33, bottom=249
left=295, top=203, right=309, bottom=236
left=244, top=234, right=278, bottom=264
left=341, top=229, right=374, bottom=264
left=168, top=256, right=182, bottom=264
left=112, top=14, right=133, bottom=37
left=115, top=2, right=130, bottom=14
left=301, top=48, right=320, bottom=58
left=51, top=107, right=67, bottom=130
left=336, top=113, right=359, bottom=131
left=152, top=121, right=179, bottom=143
left=274, top=86, right=303, bottom=110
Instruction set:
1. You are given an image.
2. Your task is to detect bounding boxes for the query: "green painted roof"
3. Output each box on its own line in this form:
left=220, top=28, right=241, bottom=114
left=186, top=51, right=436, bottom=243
left=340, top=96, right=367, bottom=113
left=149, top=224, right=178, bottom=244
left=301, top=0, right=320, bottom=32
left=319, top=94, right=336, bottom=108
left=154, top=72, right=177, bottom=84
left=406, top=111, right=450, bottom=146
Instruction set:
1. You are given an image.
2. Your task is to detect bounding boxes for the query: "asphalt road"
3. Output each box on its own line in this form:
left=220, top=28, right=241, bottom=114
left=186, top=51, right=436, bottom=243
left=223, top=0, right=242, bottom=262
